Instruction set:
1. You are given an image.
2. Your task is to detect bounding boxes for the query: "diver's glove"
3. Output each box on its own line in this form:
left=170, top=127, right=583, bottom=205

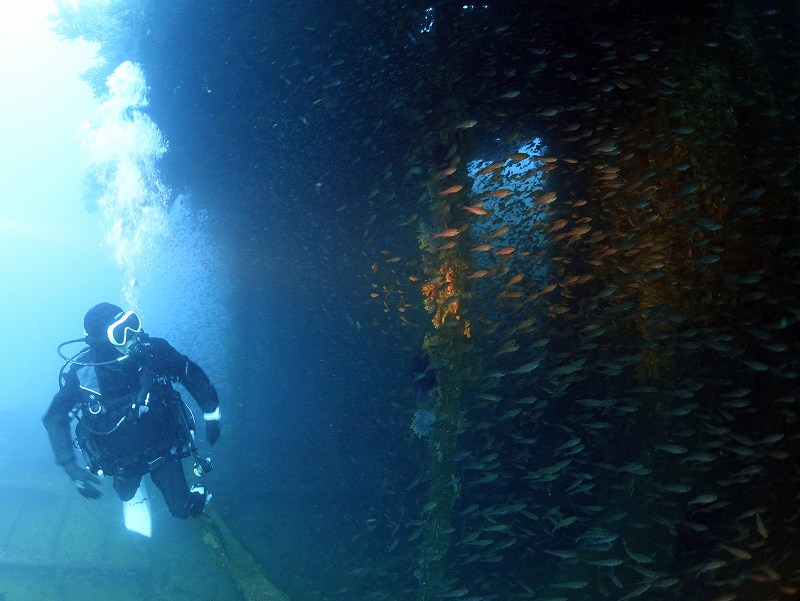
left=204, top=407, right=221, bottom=446
left=63, top=462, right=102, bottom=500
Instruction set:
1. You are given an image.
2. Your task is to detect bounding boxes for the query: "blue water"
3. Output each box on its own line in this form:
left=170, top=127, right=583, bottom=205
left=4, top=1, right=799, bottom=601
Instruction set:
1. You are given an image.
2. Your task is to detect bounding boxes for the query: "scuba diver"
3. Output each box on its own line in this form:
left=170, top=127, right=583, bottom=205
left=42, top=302, right=222, bottom=526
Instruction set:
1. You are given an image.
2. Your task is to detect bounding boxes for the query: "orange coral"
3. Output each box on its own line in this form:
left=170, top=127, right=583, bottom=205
left=421, top=263, right=470, bottom=336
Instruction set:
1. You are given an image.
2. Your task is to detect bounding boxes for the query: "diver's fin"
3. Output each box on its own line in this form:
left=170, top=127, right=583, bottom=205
left=123, top=480, right=152, bottom=537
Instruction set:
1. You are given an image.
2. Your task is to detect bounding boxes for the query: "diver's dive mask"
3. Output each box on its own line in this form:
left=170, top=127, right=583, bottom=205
left=107, top=311, right=144, bottom=351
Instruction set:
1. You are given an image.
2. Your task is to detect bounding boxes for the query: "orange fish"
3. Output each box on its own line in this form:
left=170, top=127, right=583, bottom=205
left=439, top=184, right=464, bottom=196
left=507, top=274, right=524, bottom=286
left=436, top=166, right=457, bottom=178
left=495, top=247, right=516, bottom=256
left=476, top=161, right=504, bottom=176
left=490, top=225, right=510, bottom=239
left=533, top=283, right=557, bottom=298
left=564, top=225, right=592, bottom=246
left=467, top=269, right=490, bottom=279
left=437, top=241, right=457, bottom=250
left=432, top=227, right=463, bottom=239
left=487, top=189, right=512, bottom=198
left=505, top=152, right=530, bottom=162
left=463, top=203, right=490, bottom=216
left=534, top=192, right=558, bottom=205
left=470, top=244, right=493, bottom=252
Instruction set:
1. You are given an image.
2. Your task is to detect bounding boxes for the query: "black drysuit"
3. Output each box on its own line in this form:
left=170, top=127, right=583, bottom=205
left=43, top=337, right=219, bottom=518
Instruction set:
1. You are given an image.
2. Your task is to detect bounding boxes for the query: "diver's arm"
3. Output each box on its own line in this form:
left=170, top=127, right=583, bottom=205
left=179, top=357, right=220, bottom=414
left=152, top=337, right=221, bottom=446
left=182, top=357, right=221, bottom=445
left=42, top=372, right=80, bottom=466
left=151, top=337, right=219, bottom=413
left=43, top=371, right=102, bottom=498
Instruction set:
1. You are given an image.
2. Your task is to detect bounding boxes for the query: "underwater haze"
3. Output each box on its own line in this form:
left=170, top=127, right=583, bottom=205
left=1, top=1, right=799, bottom=601
left=0, top=1, right=117, bottom=469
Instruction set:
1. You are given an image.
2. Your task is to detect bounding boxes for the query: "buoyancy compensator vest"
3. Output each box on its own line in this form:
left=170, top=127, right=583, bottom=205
left=69, top=344, right=196, bottom=477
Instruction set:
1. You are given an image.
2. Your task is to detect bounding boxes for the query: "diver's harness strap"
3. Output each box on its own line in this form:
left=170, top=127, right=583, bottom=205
left=68, top=343, right=155, bottom=435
